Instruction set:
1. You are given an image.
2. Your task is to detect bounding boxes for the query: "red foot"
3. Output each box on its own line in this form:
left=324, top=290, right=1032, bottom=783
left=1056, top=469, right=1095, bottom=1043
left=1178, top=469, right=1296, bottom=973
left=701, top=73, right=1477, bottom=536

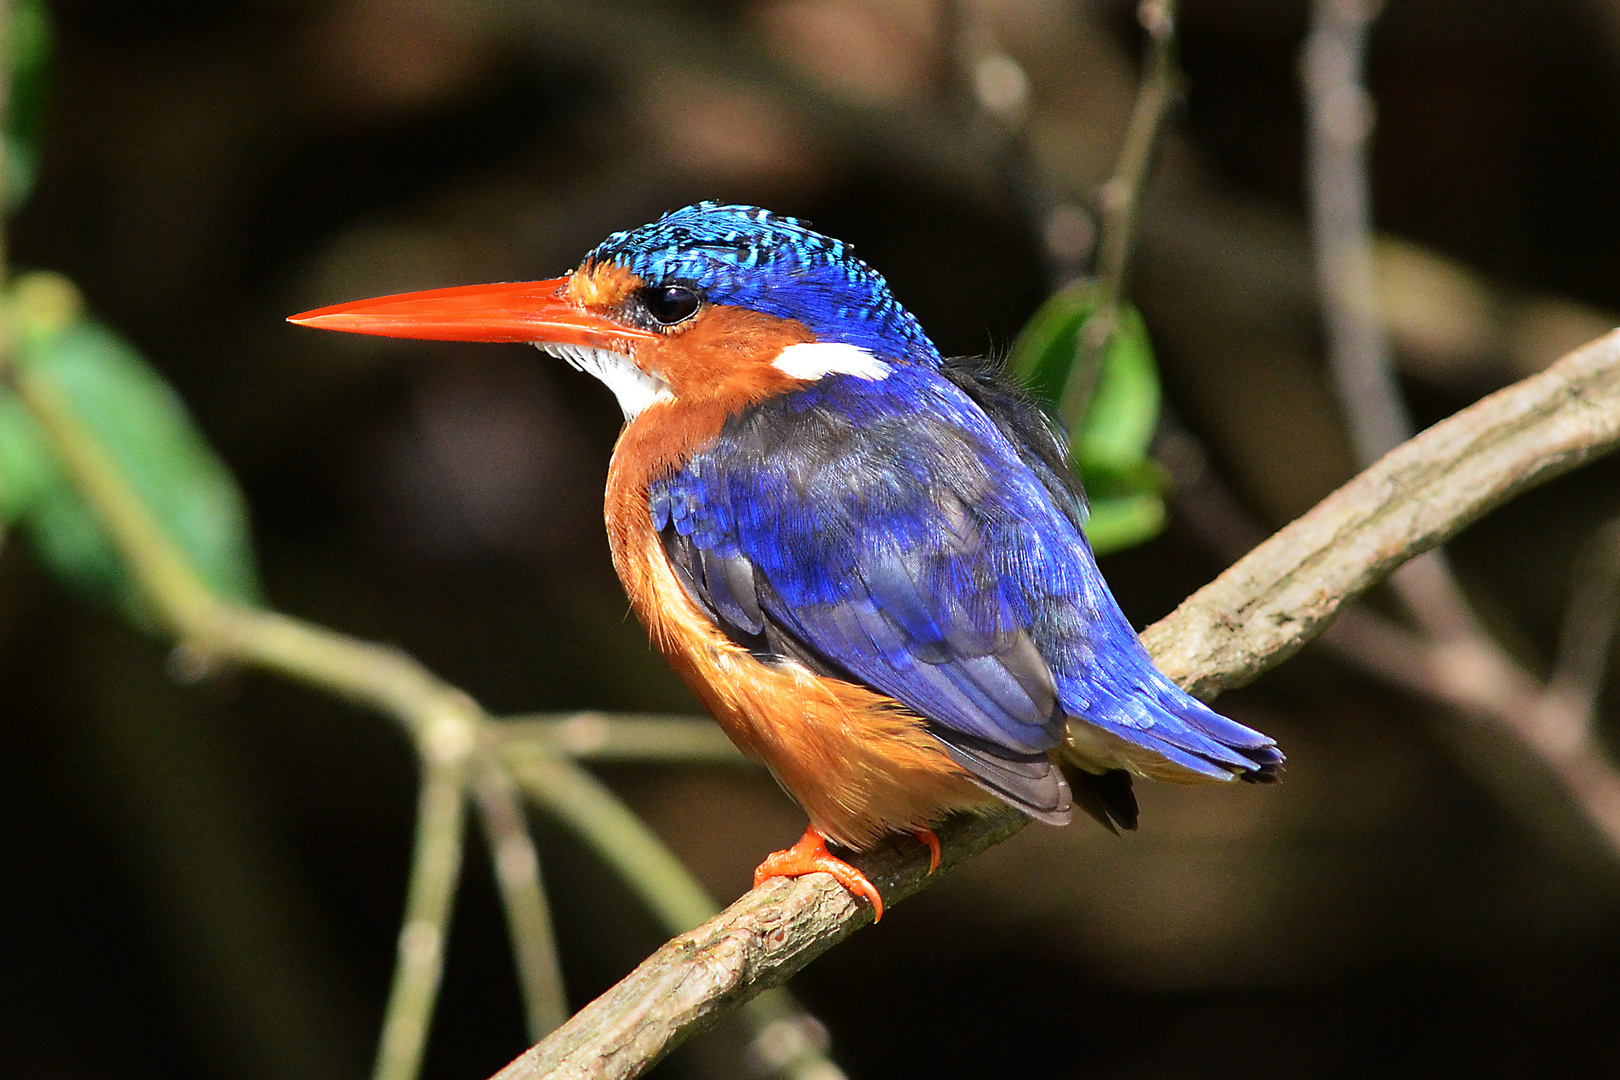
left=754, top=825, right=886, bottom=922
left=913, top=829, right=941, bottom=874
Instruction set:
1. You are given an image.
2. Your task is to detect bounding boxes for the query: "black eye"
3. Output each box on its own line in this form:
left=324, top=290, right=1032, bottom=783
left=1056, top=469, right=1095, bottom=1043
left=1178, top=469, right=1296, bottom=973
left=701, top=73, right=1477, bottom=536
left=643, top=285, right=701, bottom=326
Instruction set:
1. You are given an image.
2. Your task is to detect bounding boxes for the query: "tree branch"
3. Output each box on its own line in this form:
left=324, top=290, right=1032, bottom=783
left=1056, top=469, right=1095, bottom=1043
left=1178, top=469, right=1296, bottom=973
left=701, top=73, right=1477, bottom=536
left=1142, top=329, right=1620, bottom=699
left=489, top=812, right=1027, bottom=1080
left=1544, top=518, right=1620, bottom=731
left=1295, top=0, right=1620, bottom=855
left=489, top=329, right=1620, bottom=1079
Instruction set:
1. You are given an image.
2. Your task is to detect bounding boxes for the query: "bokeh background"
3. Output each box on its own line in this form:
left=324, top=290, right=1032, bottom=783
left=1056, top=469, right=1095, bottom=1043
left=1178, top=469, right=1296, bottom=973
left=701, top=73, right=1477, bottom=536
left=6, top=1, right=1620, bottom=1077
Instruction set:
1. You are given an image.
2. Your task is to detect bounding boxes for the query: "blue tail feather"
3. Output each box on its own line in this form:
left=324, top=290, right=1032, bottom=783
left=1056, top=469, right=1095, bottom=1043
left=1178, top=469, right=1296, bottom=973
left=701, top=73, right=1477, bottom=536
left=1063, top=646, right=1283, bottom=783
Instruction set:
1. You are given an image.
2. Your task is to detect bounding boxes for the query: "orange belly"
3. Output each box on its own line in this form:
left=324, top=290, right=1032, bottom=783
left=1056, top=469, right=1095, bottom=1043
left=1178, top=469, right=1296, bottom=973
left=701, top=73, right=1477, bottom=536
left=603, top=408, right=996, bottom=850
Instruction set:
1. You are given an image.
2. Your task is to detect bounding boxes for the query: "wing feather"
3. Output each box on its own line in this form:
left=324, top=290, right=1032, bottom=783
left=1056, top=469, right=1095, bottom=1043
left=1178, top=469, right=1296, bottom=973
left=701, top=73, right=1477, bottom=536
left=652, top=363, right=1279, bottom=824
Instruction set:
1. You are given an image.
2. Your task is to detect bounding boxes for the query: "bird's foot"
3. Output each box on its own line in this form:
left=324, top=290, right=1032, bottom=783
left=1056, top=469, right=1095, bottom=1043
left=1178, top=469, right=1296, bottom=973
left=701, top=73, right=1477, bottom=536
left=913, top=829, right=941, bottom=874
left=754, top=825, right=885, bottom=922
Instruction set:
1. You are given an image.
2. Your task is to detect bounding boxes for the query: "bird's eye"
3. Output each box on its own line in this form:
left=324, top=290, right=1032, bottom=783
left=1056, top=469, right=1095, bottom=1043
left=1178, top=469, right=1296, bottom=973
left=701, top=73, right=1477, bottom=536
left=643, top=285, right=701, bottom=326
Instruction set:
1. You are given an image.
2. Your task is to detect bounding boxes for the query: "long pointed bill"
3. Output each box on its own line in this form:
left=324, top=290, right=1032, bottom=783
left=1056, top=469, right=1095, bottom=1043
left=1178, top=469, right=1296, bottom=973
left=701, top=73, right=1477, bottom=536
left=287, top=277, right=657, bottom=351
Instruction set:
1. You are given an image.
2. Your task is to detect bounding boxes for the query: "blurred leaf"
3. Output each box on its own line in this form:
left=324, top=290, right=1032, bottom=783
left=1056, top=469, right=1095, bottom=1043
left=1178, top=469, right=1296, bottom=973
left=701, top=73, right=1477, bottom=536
left=1007, top=280, right=1167, bottom=553
left=0, top=384, right=51, bottom=518
left=1, top=272, right=260, bottom=622
left=1074, top=304, right=1160, bottom=472
left=1083, top=492, right=1167, bottom=555
left=5, top=0, right=51, bottom=211
left=1007, top=281, right=1099, bottom=407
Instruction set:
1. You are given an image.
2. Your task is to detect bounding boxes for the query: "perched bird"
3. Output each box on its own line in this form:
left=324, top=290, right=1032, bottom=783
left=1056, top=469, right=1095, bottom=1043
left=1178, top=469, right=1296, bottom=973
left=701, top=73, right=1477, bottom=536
left=291, top=203, right=1282, bottom=920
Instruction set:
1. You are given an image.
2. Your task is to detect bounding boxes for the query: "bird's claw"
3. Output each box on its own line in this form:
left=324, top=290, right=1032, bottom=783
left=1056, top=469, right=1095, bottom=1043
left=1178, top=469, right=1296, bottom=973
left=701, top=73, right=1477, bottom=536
left=755, top=825, right=885, bottom=921
left=913, top=828, right=941, bottom=874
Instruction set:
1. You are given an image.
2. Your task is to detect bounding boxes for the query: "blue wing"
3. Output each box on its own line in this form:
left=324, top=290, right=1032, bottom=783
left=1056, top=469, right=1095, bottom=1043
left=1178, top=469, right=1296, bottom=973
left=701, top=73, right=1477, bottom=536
left=651, top=361, right=1280, bottom=824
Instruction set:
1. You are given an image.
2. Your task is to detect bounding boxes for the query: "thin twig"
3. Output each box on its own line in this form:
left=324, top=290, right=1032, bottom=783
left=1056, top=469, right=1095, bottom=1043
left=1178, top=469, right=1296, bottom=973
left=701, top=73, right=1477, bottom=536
left=11, top=366, right=218, bottom=633
left=375, top=756, right=470, bottom=1080
left=1058, top=0, right=1181, bottom=427
left=1091, top=0, right=1180, bottom=323
left=1544, top=518, right=1620, bottom=731
left=473, top=760, right=569, bottom=1041
left=1323, top=607, right=1620, bottom=852
left=491, top=329, right=1620, bottom=1080
left=1300, top=0, right=1483, bottom=642
left=501, top=751, right=721, bottom=940
left=1302, top=0, right=1409, bottom=464
left=496, top=712, right=748, bottom=765
left=1301, top=0, right=1483, bottom=643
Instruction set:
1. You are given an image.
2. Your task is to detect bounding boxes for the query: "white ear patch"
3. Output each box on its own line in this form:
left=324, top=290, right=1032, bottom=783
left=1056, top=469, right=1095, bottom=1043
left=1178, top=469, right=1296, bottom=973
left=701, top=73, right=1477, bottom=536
left=772, top=342, right=892, bottom=382
left=539, top=343, right=674, bottom=420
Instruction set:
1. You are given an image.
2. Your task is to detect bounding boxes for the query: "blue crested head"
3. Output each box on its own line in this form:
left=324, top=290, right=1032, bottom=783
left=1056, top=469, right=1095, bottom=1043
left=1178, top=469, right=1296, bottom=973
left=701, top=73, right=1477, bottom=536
left=584, top=202, right=942, bottom=365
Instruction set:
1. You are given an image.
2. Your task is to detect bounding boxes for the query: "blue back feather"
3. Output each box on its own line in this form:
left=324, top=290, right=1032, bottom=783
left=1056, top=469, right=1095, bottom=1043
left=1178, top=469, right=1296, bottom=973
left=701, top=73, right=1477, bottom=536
left=650, top=365, right=1282, bottom=781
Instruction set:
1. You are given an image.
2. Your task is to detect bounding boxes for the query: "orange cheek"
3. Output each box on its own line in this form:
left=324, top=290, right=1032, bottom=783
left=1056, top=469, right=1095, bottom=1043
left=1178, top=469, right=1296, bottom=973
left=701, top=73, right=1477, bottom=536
left=640, top=306, right=817, bottom=404
left=567, top=262, right=818, bottom=408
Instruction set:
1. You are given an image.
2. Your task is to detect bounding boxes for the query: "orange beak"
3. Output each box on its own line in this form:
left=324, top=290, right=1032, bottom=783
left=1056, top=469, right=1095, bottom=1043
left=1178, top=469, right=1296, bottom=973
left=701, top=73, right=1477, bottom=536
left=287, top=277, right=657, bottom=351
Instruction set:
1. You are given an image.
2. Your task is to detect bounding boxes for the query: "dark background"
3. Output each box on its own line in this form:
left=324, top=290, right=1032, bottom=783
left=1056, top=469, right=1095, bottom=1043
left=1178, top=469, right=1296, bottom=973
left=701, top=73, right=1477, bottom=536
left=5, top=1, right=1620, bottom=1077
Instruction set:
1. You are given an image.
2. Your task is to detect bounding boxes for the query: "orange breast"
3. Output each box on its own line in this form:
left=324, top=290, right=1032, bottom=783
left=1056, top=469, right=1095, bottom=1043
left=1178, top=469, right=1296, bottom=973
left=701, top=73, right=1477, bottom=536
left=603, top=398, right=996, bottom=851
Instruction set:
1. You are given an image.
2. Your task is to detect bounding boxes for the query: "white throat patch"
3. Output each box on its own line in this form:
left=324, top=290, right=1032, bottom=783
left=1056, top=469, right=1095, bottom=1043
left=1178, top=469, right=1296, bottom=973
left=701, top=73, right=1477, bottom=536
left=538, top=343, right=674, bottom=420
left=771, top=342, right=892, bottom=383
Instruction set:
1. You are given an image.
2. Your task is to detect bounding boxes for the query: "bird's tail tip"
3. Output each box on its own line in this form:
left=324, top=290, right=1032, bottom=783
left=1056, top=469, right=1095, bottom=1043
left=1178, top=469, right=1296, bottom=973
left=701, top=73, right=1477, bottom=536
left=1062, top=672, right=1284, bottom=787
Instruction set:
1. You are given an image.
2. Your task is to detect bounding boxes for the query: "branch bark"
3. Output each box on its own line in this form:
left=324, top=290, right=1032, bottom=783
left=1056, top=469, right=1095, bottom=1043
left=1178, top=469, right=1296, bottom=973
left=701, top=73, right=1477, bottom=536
left=493, top=326, right=1620, bottom=1080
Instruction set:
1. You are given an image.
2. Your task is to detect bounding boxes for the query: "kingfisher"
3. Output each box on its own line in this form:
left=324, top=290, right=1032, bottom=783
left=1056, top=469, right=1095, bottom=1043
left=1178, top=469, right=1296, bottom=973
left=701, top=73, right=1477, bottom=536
left=291, top=203, right=1281, bottom=920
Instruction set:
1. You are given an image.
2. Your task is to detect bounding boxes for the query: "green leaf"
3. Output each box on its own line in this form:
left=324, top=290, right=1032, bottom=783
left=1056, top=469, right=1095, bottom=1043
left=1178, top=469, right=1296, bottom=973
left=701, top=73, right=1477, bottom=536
left=1008, top=280, right=1162, bottom=467
left=5, top=0, right=53, bottom=211
left=0, top=385, right=52, bottom=519
left=4, top=273, right=260, bottom=622
left=1006, top=281, right=1099, bottom=407
left=1007, top=280, right=1168, bottom=552
left=1074, top=303, right=1159, bottom=472
left=1082, top=491, right=1167, bottom=556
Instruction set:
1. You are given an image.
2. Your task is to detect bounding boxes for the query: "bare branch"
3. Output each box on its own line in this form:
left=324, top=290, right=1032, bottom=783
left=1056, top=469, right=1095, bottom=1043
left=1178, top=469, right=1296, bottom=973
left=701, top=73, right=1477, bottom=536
left=1143, top=329, right=1620, bottom=699
left=473, top=761, right=569, bottom=1041
left=1545, top=518, right=1620, bottom=730
left=1323, top=606, right=1620, bottom=853
left=1302, top=0, right=1409, bottom=465
left=502, top=748, right=849, bottom=1080
left=1299, top=0, right=1491, bottom=647
left=492, top=330, right=1620, bottom=1080
left=1297, top=0, right=1620, bottom=857
left=374, top=756, right=469, bottom=1080
left=1091, top=0, right=1181, bottom=317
